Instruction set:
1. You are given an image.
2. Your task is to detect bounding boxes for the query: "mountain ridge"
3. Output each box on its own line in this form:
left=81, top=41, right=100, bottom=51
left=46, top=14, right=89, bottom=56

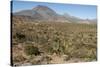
left=13, top=5, right=97, bottom=24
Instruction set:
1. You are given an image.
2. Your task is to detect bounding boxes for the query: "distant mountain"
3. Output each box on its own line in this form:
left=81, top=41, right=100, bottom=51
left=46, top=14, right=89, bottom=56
left=89, top=19, right=97, bottom=24
left=63, top=13, right=83, bottom=23
left=33, top=5, right=58, bottom=20
left=63, top=13, right=97, bottom=24
left=13, top=5, right=97, bottom=24
left=76, top=19, right=97, bottom=24
left=14, top=5, right=69, bottom=22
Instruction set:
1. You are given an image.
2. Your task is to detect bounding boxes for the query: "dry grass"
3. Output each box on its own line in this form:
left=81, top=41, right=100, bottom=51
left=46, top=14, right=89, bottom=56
left=12, top=20, right=97, bottom=66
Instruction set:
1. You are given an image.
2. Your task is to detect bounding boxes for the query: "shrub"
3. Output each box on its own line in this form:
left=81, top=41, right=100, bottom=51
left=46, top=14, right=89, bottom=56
left=24, top=45, right=41, bottom=56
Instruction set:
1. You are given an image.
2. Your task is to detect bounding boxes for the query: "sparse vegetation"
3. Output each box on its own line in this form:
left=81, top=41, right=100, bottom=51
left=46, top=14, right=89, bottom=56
left=12, top=19, right=97, bottom=66
left=24, top=45, right=41, bottom=56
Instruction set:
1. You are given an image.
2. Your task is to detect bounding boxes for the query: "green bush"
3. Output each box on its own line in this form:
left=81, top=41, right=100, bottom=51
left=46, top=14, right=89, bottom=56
left=24, top=45, right=41, bottom=56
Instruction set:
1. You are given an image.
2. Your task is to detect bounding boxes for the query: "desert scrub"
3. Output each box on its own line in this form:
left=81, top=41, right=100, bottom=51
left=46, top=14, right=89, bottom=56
left=15, top=32, right=26, bottom=43
left=12, top=21, right=97, bottom=64
left=13, top=55, right=26, bottom=63
left=24, top=45, right=41, bottom=56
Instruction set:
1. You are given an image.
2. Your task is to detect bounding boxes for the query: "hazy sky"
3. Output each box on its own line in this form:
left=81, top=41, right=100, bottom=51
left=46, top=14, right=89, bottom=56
left=12, top=1, right=97, bottom=19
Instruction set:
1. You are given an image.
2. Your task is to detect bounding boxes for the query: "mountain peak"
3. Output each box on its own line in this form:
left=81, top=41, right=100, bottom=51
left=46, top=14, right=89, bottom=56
left=35, top=5, right=48, bottom=8
left=33, top=5, right=51, bottom=10
left=13, top=5, right=96, bottom=24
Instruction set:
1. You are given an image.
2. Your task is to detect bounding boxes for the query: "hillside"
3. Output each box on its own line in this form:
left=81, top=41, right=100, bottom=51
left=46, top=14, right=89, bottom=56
left=13, top=5, right=97, bottom=24
left=12, top=21, right=97, bottom=66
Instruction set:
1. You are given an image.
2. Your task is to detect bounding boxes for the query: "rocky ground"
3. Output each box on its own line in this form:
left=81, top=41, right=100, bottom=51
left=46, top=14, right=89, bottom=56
left=12, top=21, right=97, bottom=66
